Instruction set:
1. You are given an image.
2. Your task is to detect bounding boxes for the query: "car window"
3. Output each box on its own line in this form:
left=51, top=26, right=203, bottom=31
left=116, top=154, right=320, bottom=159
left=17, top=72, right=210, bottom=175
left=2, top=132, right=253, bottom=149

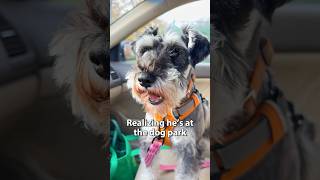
left=111, top=0, right=145, bottom=23
left=118, top=0, right=210, bottom=63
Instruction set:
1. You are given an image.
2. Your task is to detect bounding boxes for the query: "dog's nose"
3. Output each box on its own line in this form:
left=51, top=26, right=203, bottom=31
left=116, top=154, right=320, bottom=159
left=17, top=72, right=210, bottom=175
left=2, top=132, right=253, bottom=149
left=89, top=50, right=107, bottom=79
left=138, top=73, right=156, bottom=88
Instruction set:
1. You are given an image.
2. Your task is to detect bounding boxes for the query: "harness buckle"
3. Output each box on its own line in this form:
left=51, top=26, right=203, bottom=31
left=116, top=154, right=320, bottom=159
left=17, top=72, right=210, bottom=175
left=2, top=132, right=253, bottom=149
left=243, top=89, right=257, bottom=105
left=242, top=89, right=258, bottom=116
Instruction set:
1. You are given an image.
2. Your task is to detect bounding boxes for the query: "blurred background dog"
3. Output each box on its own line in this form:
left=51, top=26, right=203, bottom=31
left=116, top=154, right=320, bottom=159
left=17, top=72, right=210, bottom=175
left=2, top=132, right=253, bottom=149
left=213, top=0, right=320, bottom=179
left=50, top=0, right=108, bottom=137
left=0, top=0, right=107, bottom=179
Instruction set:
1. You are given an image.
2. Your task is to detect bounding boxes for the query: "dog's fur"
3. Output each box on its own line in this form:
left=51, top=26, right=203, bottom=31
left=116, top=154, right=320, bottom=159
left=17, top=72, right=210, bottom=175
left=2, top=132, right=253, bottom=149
left=127, top=27, right=210, bottom=180
left=213, top=0, right=320, bottom=179
left=50, top=0, right=108, bottom=137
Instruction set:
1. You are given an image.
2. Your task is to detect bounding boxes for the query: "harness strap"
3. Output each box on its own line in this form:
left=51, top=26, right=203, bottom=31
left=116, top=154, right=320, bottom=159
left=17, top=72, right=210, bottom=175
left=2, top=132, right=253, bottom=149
left=154, top=91, right=202, bottom=146
left=243, top=38, right=274, bottom=117
left=219, top=38, right=274, bottom=145
left=213, top=38, right=287, bottom=179
left=217, top=101, right=286, bottom=179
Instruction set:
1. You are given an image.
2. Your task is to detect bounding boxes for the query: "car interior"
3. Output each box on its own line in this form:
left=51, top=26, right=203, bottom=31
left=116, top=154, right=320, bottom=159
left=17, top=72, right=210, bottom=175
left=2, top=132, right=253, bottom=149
left=271, top=1, right=320, bottom=143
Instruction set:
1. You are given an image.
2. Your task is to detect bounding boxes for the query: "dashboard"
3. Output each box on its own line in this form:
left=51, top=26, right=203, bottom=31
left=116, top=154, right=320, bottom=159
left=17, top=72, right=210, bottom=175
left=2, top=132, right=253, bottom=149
left=0, top=1, right=74, bottom=119
left=0, top=13, right=36, bottom=84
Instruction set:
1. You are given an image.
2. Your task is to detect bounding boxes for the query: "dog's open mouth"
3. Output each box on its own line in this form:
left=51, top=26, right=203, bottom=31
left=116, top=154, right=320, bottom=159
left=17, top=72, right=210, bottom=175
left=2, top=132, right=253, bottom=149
left=148, top=93, right=163, bottom=105
left=135, top=87, right=164, bottom=105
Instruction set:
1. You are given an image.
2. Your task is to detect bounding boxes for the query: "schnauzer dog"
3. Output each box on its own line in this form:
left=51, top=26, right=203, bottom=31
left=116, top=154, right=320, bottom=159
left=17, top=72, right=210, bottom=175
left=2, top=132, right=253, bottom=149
left=213, top=0, right=320, bottom=179
left=50, top=0, right=108, bottom=137
left=127, top=26, right=210, bottom=180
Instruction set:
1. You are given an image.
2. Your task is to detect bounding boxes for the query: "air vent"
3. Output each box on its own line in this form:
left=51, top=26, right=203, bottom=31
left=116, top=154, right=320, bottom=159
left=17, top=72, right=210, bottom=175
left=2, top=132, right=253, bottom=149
left=0, top=14, right=27, bottom=57
left=110, top=70, right=119, bottom=80
left=110, top=67, right=119, bottom=80
left=0, top=15, right=10, bottom=31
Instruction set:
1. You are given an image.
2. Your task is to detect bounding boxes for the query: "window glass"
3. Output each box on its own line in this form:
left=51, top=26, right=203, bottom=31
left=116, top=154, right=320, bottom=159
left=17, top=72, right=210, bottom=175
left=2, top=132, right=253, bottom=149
left=111, top=0, right=144, bottom=23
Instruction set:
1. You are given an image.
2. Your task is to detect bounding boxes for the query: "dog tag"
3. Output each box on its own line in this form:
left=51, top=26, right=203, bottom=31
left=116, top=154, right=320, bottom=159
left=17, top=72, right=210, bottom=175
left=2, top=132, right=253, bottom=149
left=145, top=139, right=162, bottom=167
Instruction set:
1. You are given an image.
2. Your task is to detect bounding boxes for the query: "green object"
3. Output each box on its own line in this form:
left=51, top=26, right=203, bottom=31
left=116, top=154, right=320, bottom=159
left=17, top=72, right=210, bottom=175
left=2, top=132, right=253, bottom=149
left=110, top=147, right=118, bottom=179
left=110, top=119, right=171, bottom=180
left=110, top=119, right=139, bottom=180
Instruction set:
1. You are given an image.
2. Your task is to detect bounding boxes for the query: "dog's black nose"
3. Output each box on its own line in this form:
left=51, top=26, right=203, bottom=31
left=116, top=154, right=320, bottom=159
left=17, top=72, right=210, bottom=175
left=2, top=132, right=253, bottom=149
left=138, top=73, right=156, bottom=88
left=89, top=50, right=107, bottom=79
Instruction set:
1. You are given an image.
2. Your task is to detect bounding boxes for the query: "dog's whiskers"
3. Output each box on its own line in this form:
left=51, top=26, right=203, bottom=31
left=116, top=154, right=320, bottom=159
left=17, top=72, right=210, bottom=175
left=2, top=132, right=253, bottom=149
left=213, top=34, right=250, bottom=89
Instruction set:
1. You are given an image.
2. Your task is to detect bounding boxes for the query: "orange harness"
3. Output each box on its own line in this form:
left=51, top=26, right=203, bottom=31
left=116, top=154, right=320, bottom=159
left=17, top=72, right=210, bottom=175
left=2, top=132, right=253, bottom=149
left=154, top=92, right=201, bottom=146
left=153, top=76, right=203, bottom=146
left=213, top=39, right=287, bottom=179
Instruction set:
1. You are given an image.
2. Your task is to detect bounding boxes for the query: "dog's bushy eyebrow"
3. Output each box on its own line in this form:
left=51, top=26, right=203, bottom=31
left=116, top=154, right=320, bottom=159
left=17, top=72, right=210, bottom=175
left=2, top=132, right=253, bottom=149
left=212, top=25, right=250, bottom=89
left=143, top=26, right=158, bottom=36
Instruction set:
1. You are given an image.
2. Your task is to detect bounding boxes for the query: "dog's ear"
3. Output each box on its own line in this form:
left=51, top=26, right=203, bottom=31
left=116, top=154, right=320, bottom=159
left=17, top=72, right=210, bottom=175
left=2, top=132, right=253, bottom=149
left=258, top=0, right=291, bottom=20
left=182, top=27, right=210, bottom=67
left=143, top=26, right=158, bottom=36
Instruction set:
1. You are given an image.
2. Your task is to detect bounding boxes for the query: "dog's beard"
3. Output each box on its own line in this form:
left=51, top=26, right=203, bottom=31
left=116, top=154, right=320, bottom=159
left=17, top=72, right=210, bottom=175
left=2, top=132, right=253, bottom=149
left=50, top=20, right=108, bottom=136
left=212, top=26, right=252, bottom=140
left=127, top=68, right=187, bottom=116
left=73, top=48, right=108, bottom=132
left=212, top=26, right=250, bottom=89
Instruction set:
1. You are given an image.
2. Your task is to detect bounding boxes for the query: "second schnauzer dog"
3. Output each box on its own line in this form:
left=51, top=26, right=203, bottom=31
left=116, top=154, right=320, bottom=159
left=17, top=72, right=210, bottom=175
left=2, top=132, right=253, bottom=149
left=50, top=0, right=108, bottom=137
left=127, top=27, right=210, bottom=180
left=213, top=0, right=320, bottom=179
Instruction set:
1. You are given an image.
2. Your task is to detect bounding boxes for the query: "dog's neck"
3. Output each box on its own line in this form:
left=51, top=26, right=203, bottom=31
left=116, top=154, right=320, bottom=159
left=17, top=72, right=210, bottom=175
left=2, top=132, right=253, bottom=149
left=178, top=64, right=196, bottom=103
left=213, top=11, right=273, bottom=142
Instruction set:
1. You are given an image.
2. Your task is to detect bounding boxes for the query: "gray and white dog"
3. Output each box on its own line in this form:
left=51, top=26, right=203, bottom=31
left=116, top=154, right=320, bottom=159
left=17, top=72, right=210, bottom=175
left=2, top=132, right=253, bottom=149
left=213, top=0, right=320, bottom=179
left=127, top=27, right=210, bottom=180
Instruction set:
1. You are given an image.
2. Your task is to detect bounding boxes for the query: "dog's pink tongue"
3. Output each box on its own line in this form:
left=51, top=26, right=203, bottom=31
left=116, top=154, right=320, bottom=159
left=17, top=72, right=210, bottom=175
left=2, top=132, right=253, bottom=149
left=149, top=94, right=161, bottom=101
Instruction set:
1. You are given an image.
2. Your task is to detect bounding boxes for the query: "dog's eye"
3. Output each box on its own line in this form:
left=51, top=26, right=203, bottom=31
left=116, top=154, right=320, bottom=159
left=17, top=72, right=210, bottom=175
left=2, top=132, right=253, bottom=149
left=137, top=64, right=145, bottom=71
left=168, top=48, right=179, bottom=58
left=140, top=46, right=152, bottom=55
